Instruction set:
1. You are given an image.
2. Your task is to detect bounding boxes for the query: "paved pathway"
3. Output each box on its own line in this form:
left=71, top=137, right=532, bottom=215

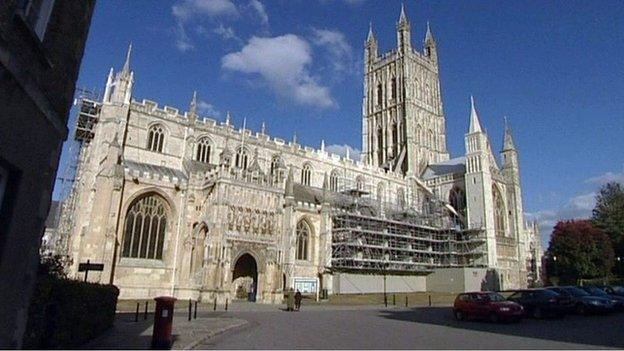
left=198, top=305, right=624, bottom=350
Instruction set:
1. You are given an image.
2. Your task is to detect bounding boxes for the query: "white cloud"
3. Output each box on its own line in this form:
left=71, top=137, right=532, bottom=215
left=197, top=100, right=220, bottom=117
left=249, top=0, right=269, bottom=26
left=172, top=0, right=238, bottom=22
left=326, top=144, right=361, bottom=161
left=222, top=35, right=336, bottom=108
left=586, top=170, right=624, bottom=185
left=213, top=24, right=238, bottom=41
left=174, top=23, right=194, bottom=52
left=310, top=28, right=353, bottom=74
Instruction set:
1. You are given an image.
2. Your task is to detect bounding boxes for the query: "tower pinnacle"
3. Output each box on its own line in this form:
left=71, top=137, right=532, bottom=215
left=502, top=117, right=516, bottom=151
left=122, top=42, right=132, bottom=75
left=367, top=21, right=375, bottom=42
left=189, top=91, right=197, bottom=118
left=399, top=2, right=408, bottom=24
left=469, top=96, right=483, bottom=134
left=425, top=21, right=434, bottom=42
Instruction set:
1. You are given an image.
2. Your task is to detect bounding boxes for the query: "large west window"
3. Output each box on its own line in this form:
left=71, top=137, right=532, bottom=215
left=493, top=185, right=506, bottom=236
left=296, top=220, right=311, bottom=261
left=122, top=194, right=168, bottom=260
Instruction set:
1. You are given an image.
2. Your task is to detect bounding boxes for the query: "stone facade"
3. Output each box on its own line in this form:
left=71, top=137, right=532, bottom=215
left=0, top=0, right=95, bottom=347
left=64, top=6, right=541, bottom=304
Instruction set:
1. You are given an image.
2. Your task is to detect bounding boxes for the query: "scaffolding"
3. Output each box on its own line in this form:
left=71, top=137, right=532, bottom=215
left=330, top=183, right=486, bottom=275
left=74, top=88, right=101, bottom=144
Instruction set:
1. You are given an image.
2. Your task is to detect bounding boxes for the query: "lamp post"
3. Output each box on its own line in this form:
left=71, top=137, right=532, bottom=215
left=383, top=253, right=388, bottom=307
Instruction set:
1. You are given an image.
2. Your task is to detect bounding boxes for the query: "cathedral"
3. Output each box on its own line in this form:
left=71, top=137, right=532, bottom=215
left=63, top=6, right=541, bottom=303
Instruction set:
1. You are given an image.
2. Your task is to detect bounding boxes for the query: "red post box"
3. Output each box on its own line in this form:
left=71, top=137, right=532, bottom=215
left=151, top=296, right=177, bottom=349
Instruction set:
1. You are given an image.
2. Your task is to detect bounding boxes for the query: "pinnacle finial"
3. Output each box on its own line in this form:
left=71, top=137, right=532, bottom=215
left=425, top=21, right=434, bottom=42
left=502, top=116, right=516, bottom=151
left=399, top=2, right=408, bottom=23
left=225, top=111, right=231, bottom=125
left=469, top=95, right=483, bottom=134
left=261, top=121, right=266, bottom=134
left=189, top=91, right=198, bottom=117
left=122, top=42, right=132, bottom=74
left=367, top=21, right=375, bottom=42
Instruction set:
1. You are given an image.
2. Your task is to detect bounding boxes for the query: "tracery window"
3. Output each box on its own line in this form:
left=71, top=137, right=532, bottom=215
left=235, top=148, right=248, bottom=170
left=330, top=171, right=339, bottom=192
left=356, top=176, right=365, bottom=191
left=122, top=194, right=168, bottom=259
left=195, top=137, right=211, bottom=163
left=449, top=186, right=467, bottom=228
left=147, top=124, right=165, bottom=153
left=270, top=155, right=283, bottom=182
left=296, top=220, right=311, bottom=261
left=377, top=127, right=384, bottom=164
left=391, top=78, right=397, bottom=100
left=493, top=185, right=506, bottom=236
left=301, top=164, right=312, bottom=186
left=377, top=83, right=383, bottom=105
left=391, top=123, right=398, bottom=157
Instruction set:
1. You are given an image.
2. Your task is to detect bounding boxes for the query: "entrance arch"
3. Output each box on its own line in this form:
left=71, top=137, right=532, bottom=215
left=232, top=253, right=258, bottom=302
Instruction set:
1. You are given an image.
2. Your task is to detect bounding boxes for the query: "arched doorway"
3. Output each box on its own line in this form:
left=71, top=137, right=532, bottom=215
left=232, top=253, right=258, bottom=302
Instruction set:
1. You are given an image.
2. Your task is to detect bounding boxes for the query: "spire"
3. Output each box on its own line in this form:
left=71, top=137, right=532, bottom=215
left=367, top=21, right=375, bottom=42
left=425, top=21, right=434, bottom=42
left=122, top=42, right=132, bottom=75
left=320, top=139, right=325, bottom=152
left=261, top=121, right=266, bottom=134
left=189, top=91, right=197, bottom=118
left=399, top=2, right=408, bottom=24
left=469, top=95, right=483, bottom=134
left=502, top=116, right=516, bottom=151
left=225, top=111, right=231, bottom=125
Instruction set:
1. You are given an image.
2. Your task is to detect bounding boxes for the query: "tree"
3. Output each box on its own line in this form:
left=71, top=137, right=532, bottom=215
left=592, top=182, right=624, bottom=275
left=546, top=220, right=614, bottom=284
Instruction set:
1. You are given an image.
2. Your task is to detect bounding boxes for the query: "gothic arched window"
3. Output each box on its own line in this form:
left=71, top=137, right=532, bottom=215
left=397, top=187, right=406, bottom=209
left=391, top=122, right=398, bottom=157
left=296, top=220, right=311, bottom=260
left=235, top=147, right=248, bottom=170
left=301, top=164, right=312, bottom=186
left=147, top=124, right=165, bottom=153
left=270, top=155, right=283, bottom=182
left=195, top=137, right=211, bottom=163
left=377, top=83, right=383, bottom=105
left=493, top=185, right=506, bottom=236
left=449, top=186, right=467, bottom=227
left=391, top=78, right=397, bottom=100
left=377, top=182, right=385, bottom=203
left=122, top=194, right=168, bottom=260
left=330, top=171, right=339, bottom=192
left=356, top=176, right=365, bottom=191
left=377, top=126, right=384, bottom=164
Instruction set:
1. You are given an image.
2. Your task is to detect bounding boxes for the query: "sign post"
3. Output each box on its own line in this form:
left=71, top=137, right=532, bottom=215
left=78, top=259, right=104, bottom=282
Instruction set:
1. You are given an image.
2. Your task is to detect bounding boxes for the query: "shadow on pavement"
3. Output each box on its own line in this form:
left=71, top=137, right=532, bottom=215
left=379, top=307, right=624, bottom=349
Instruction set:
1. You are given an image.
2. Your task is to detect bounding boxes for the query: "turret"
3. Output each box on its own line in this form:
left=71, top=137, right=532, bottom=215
left=105, top=43, right=134, bottom=105
left=423, top=22, right=438, bottom=64
left=501, top=118, right=518, bottom=172
left=397, top=3, right=411, bottom=52
left=365, top=22, right=378, bottom=65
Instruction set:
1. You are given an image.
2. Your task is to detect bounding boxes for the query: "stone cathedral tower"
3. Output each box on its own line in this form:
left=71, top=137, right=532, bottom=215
left=362, top=5, right=449, bottom=176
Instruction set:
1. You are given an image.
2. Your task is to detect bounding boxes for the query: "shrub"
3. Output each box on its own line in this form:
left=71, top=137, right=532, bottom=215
left=22, top=274, right=119, bottom=349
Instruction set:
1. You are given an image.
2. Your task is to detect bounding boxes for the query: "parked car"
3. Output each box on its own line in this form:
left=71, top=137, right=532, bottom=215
left=599, top=285, right=624, bottom=297
left=579, top=286, right=624, bottom=311
left=547, top=286, right=615, bottom=315
left=453, top=292, right=523, bottom=323
left=506, top=288, right=567, bottom=318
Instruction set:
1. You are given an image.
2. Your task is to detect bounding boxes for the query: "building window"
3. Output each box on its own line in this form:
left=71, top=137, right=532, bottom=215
left=122, top=194, right=168, bottom=260
left=330, top=171, right=339, bottom=192
left=397, top=187, right=406, bottom=209
left=17, top=0, right=55, bottom=40
left=391, top=78, right=397, bottom=99
left=449, top=186, right=467, bottom=228
left=493, top=185, right=506, bottom=236
left=377, top=127, right=384, bottom=165
left=270, top=155, right=283, bottom=182
left=195, top=137, right=211, bottom=163
left=356, top=176, right=365, bottom=191
left=296, top=220, right=311, bottom=261
left=147, top=124, right=165, bottom=153
left=235, top=148, right=248, bottom=170
left=377, top=84, right=383, bottom=105
left=377, top=182, right=385, bottom=203
left=301, top=164, right=312, bottom=186
left=391, top=123, right=398, bottom=157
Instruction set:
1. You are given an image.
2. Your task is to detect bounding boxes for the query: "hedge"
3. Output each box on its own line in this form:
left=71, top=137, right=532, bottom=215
left=22, top=276, right=119, bottom=349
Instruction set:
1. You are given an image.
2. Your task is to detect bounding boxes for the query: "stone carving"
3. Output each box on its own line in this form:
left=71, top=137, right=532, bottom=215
left=227, top=205, right=277, bottom=236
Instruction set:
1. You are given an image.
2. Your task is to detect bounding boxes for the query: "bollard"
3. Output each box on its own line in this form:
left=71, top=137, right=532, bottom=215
left=428, top=294, right=432, bottom=307
left=384, top=295, right=387, bottom=307
left=405, top=296, right=408, bottom=307
left=225, top=298, right=228, bottom=311
left=393, top=294, right=396, bottom=306
left=194, top=301, right=198, bottom=319
left=135, top=302, right=140, bottom=322
left=188, top=299, right=192, bottom=321
left=213, top=298, right=217, bottom=311
left=144, top=301, right=148, bottom=320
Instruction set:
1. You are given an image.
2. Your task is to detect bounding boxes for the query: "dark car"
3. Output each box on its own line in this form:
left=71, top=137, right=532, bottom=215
left=506, top=288, right=567, bottom=318
left=547, top=286, right=615, bottom=315
left=599, top=285, right=624, bottom=297
left=453, top=292, right=523, bottom=323
left=580, top=286, right=624, bottom=311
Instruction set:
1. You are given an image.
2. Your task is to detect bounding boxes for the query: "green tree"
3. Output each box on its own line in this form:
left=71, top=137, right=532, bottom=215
left=592, top=182, right=624, bottom=275
left=546, top=220, right=614, bottom=284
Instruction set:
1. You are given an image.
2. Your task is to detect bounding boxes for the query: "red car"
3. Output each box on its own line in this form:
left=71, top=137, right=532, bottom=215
left=453, top=292, right=524, bottom=323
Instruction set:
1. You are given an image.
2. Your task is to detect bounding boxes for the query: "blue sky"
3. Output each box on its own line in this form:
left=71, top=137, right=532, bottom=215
left=53, top=0, right=624, bottom=249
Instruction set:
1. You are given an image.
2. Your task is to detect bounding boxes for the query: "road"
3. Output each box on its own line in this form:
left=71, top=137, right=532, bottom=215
left=198, top=305, right=624, bottom=349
